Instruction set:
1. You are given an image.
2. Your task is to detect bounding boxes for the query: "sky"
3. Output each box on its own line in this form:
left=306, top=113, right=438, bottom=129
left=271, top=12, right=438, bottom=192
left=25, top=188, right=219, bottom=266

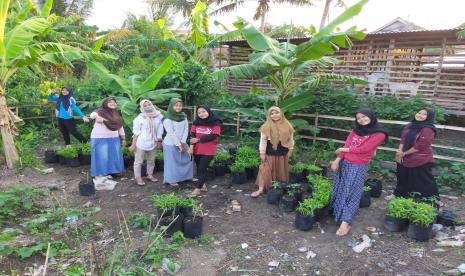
left=86, top=0, right=465, bottom=33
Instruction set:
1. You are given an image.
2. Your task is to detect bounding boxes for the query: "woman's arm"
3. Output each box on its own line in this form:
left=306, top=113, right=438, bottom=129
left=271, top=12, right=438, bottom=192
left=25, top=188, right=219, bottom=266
left=47, top=93, right=58, bottom=102
left=181, top=119, right=189, bottom=144
left=345, top=133, right=386, bottom=154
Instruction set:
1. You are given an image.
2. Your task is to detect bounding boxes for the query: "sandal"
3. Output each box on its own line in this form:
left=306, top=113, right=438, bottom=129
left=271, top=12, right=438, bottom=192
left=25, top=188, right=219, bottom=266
left=146, top=175, right=158, bottom=183
left=200, top=184, right=208, bottom=192
left=251, top=190, right=263, bottom=198
left=135, top=178, right=145, bottom=186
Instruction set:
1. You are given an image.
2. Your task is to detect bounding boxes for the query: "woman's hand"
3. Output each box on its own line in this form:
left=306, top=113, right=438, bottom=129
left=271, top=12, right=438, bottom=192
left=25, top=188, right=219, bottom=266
left=335, top=147, right=349, bottom=154
left=128, top=144, right=136, bottom=153
left=178, top=144, right=184, bottom=152
left=330, top=159, right=340, bottom=172
left=190, top=138, right=199, bottom=144
left=95, top=115, right=106, bottom=123
left=82, top=116, right=90, bottom=123
left=260, top=154, right=266, bottom=163
left=287, top=149, right=293, bottom=158
left=188, top=145, right=194, bottom=156
left=395, top=150, right=404, bottom=164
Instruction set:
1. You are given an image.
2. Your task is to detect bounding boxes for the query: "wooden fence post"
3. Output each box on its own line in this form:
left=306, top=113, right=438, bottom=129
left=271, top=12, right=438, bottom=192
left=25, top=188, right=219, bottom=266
left=236, top=112, right=240, bottom=137
left=313, top=112, right=319, bottom=144
left=192, top=105, right=197, bottom=120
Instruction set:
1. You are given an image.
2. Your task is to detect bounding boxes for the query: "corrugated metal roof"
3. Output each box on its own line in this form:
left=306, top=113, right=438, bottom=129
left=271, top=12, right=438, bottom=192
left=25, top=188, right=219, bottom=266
left=220, top=28, right=463, bottom=44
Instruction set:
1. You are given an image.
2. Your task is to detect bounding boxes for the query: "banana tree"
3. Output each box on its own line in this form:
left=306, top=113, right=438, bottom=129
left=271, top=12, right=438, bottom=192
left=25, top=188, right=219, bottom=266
left=88, top=56, right=182, bottom=126
left=213, top=0, right=369, bottom=115
left=0, top=0, right=114, bottom=168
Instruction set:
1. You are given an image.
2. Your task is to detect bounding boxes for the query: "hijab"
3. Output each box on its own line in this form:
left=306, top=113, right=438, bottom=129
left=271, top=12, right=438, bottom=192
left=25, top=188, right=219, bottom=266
left=259, top=106, right=294, bottom=150
left=139, top=99, right=161, bottom=141
left=96, top=97, right=123, bottom=131
left=164, top=98, right=186, bottom=122
left=56, top=86, right=74, bottom=111
left=192, top=106, right=222, bottom=126
left=403, top=108, right=437, bottom=151
left=353, top=108, right=389, bottom=142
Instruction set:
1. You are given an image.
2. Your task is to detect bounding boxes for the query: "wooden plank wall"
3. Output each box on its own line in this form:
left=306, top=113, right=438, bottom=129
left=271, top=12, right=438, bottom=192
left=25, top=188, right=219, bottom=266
left=220, top=30, right=465, bottom=115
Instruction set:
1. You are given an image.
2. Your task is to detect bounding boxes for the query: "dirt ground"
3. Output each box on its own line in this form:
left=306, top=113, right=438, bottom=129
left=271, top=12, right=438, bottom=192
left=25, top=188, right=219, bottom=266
left=1, top=160, right=465, bottom=276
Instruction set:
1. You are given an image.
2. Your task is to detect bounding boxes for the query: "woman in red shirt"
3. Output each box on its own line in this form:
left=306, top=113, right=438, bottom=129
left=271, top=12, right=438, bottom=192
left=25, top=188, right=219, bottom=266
left=330, top=108, right=388, bottom=236
left=189, top=106, right=222, bottom=197
left=393, top=108, right=438, bottom=201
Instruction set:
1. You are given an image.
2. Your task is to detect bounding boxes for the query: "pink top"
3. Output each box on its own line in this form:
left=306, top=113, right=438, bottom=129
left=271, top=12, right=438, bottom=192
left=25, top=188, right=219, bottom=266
left=400, top=127, right=435, bottom=167
left=90, top=112, right=125, bottom=138
left=338, top=130, right=386, bottom=165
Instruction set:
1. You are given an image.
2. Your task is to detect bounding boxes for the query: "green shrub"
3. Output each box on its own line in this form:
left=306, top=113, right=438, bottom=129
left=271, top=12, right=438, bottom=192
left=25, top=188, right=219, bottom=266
left=363, top=186, right=372, bottom=192
left=305, top=164, right=322, bottom=173
left=151, top=193, right=181, bottom=210
left=213, top=151, right=231, bottom=164
left=296, top=198, right=319, bottom=216
left=78, top=143, right=91, bottom=155
left=386, top=197, right=415, bottom=219
left=127, top=212, right=151, bottom=230
left=155, top=150, right=163, bottom=161
left=408, top=202, right=437, bottom=227
left=308, top=175, right=332, bottom=207
left=289, top=162, right=307, bottom=174
left=229, top=161, right=246, bottom=173
left=271, top=181, right=283, bottom=190
left=57, top=147, right=78, bottom=158
left=0, top=185, right=47, bottom=224
left=178, top=197, right=197, bottom=209
left=236, top=145, right=258, bottom=160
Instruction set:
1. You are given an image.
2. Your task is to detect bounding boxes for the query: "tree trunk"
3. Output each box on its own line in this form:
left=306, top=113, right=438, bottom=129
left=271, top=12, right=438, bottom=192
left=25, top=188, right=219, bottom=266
left=260, top=12, right=267, bottom=33
left=0, top=90, right=20, bottom=169
left=319, top=0, right=332, bottom=30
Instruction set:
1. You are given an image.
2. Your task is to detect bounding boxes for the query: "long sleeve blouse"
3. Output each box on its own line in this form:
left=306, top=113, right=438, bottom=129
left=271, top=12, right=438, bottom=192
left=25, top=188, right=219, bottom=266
left=163, top=118, right=189, bottom=146
left=338, top=130, right=386, bottom=165
left=400, top=127, right=435, bottom=168
left=89, top=112, right=125, bottom=139
left=48, top=94, right=85, bottom=119
left=132, top=114, right=164, bottom=151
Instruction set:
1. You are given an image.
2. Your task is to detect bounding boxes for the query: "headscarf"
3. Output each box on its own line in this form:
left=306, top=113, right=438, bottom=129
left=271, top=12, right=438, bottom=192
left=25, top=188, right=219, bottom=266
left=353, top=108, right=389, bottom=142
left=403, top=108, right=437, bottom=151
left=56, top=86, right=74, bottom=112
left=192, top=105, right=222, bottom=126
left=164, top=98, right=186, bottom=122
left=259, top=106, right=294, bottom=150
left=96, top=97, right=123, bottom=131
left=139, top=99, right=161, bottom=141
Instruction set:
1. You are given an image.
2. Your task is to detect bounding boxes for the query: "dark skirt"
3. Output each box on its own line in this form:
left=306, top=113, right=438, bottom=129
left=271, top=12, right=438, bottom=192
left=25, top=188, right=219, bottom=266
left=394, top=163, right=439, bottom=200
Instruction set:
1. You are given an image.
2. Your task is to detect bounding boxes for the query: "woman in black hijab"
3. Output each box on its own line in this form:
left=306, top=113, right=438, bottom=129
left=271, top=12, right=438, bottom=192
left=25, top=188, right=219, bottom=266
left=392, top=108, right=438, bottom=201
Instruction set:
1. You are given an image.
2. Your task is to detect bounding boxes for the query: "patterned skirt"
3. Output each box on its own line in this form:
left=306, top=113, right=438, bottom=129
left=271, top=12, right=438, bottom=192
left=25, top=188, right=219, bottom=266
left=331, top=160, right=368, bottom=223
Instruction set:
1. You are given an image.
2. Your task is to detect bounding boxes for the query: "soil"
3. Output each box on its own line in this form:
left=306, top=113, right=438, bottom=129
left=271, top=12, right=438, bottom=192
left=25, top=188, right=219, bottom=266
left=1, top=162, right=465, bottom=275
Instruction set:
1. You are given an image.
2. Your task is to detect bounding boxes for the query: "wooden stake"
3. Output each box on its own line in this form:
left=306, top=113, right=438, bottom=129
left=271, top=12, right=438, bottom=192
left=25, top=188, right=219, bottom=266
left=91, top=241, right=100, bottom=276
left=42, top=242, right=51, bottom=276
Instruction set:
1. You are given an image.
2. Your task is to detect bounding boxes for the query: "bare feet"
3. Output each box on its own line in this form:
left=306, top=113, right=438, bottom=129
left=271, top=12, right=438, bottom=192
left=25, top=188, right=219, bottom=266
left=336, top=221, right=351, bottom=236
left=190, top=188, right=201, bottom=197
left=251, top=189, right=264, bottom=198
left=384, top=194, right=395, bottom=201
left=200, top=184, right=208, bottom=192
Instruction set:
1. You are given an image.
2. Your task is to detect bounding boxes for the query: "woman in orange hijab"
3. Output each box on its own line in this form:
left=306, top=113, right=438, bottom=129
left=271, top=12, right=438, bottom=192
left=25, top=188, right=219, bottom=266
left=251, top=106, right=295, bottom=197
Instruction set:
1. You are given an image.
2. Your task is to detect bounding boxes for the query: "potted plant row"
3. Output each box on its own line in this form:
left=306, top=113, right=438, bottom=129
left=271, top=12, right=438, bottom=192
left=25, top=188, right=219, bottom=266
left=289, top=163, right=324, bottom=183
left=235, top=145, right=260, bottom=180
left=229, top=161, right=247, bottom=184
left=306, top=174, right=332, bottom=221
left=56, top=147, right=80, bottom=167
left=295, top=198, right=319, bottom=231
left=383, top=197, right=437, bottom=241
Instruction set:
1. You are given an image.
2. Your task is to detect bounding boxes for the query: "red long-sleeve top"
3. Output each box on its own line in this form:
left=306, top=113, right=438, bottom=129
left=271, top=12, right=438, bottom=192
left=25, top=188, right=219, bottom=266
left=338, top=130, right=386, bottom=165
left=399, top=127, right=435, bottom=168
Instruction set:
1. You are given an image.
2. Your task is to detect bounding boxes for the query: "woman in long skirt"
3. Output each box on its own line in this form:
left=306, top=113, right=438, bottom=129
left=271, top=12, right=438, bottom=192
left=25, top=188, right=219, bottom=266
left=162, top=98, right=193, bottom=186
left=251, top=106, right=294, bottom=198
left=393, top=108, right=438, bottom=201
left=90, top=97, right=125, bottom=189
left=330, top=108, right=388, bottom=236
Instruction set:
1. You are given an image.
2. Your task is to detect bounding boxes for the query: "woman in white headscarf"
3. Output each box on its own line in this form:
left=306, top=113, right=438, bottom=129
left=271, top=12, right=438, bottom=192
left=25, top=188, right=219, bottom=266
left=129, top=100, right=164, bottom=186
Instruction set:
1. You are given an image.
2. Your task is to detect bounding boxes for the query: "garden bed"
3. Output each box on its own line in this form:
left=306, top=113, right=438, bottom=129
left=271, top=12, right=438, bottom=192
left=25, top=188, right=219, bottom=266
left=1, top=163, right=465, bottom=275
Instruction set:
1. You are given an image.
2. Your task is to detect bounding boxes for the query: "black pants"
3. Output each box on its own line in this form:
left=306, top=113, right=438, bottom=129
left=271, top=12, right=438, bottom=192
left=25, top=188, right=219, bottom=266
left=57, top=118, right=87, bottom=145
left=194, top=154, right=213, bottom=189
